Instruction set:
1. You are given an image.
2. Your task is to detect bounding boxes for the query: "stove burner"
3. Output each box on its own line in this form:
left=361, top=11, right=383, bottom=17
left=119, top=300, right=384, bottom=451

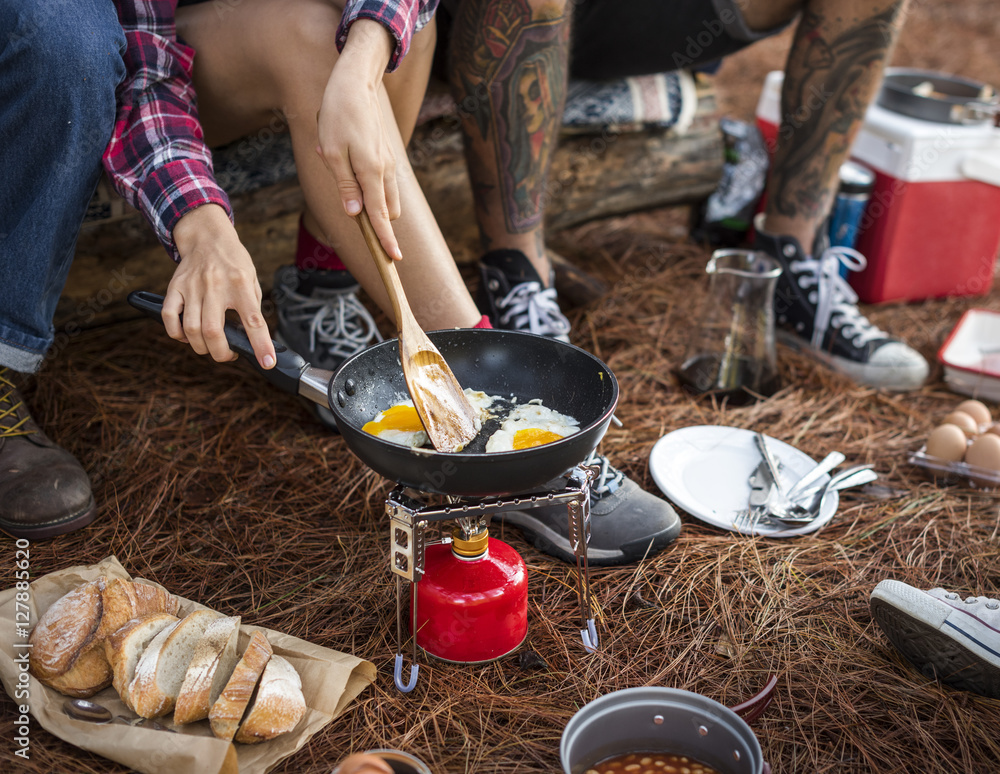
left=385, top=465, right=599, bottom=692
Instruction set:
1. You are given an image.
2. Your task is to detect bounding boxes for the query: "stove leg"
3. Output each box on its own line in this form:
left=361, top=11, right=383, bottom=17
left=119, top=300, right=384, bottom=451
left=394, top=575, right=420, bottom=693
left=568, top=492, right=599, bottom=653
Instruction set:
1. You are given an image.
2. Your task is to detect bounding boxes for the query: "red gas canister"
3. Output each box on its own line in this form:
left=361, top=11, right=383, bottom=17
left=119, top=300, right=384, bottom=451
left=413, top=526, right=529, bottom=663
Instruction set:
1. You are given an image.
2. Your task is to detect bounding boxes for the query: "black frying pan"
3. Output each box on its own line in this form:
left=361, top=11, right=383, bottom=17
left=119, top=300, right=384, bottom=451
left=128, top=291, right=618, bottom=497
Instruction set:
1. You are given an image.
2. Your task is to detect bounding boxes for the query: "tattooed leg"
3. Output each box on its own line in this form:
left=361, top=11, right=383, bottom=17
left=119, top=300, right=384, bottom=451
left=447, top=0, right=570, bottom=283
left=763, top=0, right=908, bottom=251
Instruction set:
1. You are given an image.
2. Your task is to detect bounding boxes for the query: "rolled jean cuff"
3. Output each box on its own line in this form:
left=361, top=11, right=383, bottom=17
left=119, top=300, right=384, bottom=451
left=712, top=0, right=793, bottom=43
left=0, top=332, right=47, bottom=374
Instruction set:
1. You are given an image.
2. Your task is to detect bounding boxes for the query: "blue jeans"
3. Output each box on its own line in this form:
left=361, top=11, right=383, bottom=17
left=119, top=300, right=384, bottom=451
left=0, top=0, right=126, bottom=373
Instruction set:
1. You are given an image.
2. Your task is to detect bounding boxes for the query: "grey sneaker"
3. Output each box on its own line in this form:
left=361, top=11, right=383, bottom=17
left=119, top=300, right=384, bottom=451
left=477, top=250, right=571, bottom=342
left=753, top=214, right=928, bottom=391
left=273, top=266, right=383, bottom=428
left=870, top=579, right=1000, bottom=699
left=494, top=449, right=681, bottom=566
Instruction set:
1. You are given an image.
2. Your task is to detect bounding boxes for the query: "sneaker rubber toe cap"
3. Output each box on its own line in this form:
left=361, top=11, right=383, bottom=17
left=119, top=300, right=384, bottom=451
left=855, top=342, right=929, bottom=391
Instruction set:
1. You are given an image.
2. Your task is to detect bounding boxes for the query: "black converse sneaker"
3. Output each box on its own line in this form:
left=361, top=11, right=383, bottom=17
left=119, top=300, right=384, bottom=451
left=753, top=215, right=928, bottom=391
left=871, top=580, right=1000, bottom=699
left=494, top=449, right=682, bottom=567
left=477, top=249, right=571, bottom=342
left=273, top=266, right=383, bottom=428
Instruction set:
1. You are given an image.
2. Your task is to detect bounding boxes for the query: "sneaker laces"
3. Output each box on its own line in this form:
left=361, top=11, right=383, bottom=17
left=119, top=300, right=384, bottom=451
left=279, top=284, right=383, bottom=362
left=789, top=246, right=887, bottom=350
left=580, top=449, right=624, bottom=501
left=495, top=281, right=571, bottom=338
left=941, top=590, right=1000, bottom=611
left=0, top=368, right=33, bottom=438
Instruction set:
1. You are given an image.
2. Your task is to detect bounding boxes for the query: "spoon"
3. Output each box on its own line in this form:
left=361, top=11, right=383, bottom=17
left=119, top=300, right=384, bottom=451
left=356, top=209, right=481, bottom=452
left=786, top=451, right=846, bottom=500
left=772, top=467, right=880, bottom=523
left=64, top=698, right=176, bottom=731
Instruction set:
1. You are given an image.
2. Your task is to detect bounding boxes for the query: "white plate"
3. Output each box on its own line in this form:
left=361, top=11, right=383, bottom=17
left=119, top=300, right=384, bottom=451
left=649, top=425, right=839, bottom=537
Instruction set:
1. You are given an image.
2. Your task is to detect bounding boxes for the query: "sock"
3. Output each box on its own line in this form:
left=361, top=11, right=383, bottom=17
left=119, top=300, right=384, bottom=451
left=472, top=315, right=492, bottom=329
left=296, top=215, right=347, bottom=272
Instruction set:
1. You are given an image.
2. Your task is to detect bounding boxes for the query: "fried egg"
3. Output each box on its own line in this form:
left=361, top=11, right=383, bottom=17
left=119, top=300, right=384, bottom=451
left=485, top=401, right=580, bottom=452
left=363, top=389, right=499, bottom=448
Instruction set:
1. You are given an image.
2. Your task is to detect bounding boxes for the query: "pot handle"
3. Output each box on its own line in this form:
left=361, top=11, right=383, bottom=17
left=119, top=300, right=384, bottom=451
left=127, top=290, right=307, bottom=396
left=727, top=674, right=777, bottom=774
left=728, top=673, right=778, bottom=724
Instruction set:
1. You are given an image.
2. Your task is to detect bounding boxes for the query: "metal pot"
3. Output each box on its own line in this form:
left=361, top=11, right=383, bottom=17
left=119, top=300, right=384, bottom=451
left=361, top=750, right=432, bottom=774
left=878, top=67, right=998, bottom=125
left=560, top=686, right=774, bottom=774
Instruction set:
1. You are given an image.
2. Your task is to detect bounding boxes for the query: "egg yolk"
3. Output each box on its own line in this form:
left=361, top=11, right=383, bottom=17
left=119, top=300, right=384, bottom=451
left=363, top=404, right=425, bottom=436
left=512, top=428, right=564, bottom=449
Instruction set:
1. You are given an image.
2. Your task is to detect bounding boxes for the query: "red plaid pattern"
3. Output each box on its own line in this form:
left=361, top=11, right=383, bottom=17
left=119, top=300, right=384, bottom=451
left=102, top=0, right=434, bottom=260
left=340, top=0, right=439, bottom=70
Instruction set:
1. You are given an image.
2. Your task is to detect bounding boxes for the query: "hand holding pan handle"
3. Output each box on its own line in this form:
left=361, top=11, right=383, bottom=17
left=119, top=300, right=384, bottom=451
left=126, top=291, right=333, bottom=405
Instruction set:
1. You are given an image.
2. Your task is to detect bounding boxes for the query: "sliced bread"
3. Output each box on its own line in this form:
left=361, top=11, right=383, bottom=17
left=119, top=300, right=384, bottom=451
left=209, top=630, right=272, bottom=741
left=173, top=615, right=242, bottom=725
left=128, top=609, right=220, bottom=718
left=233, top=655, right=306, bottom=744
left=104, top=612, right=179, bottom=706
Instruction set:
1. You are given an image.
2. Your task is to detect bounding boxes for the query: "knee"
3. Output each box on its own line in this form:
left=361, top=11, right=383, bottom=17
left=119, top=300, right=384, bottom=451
left=280, top=0, right=344, bottom=71
left=8, top=3, right=125, bottom=117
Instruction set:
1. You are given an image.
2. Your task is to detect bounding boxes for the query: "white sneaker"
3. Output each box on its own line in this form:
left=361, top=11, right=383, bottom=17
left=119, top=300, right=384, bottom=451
left=870, top=579, right=1000, bottom=698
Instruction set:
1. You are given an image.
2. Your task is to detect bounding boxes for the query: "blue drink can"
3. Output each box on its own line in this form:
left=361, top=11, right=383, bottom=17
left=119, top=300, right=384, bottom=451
left=828, top=161, right=875, bottom=276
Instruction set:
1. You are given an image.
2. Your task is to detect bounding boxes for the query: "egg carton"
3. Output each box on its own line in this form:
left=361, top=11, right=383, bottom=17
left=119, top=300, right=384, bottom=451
left=908, top=447, right=1000, bottom=490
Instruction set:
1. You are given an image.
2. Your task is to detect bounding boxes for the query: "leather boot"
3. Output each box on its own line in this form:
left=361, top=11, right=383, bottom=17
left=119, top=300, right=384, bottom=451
left=0, top=368, right=96, bottom=539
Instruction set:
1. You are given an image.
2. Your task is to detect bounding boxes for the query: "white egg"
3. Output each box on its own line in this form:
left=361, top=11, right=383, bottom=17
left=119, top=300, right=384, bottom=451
left=362, top=398, right=428, bottom=447
left=363, top=389, right=501, bottom=448
left=463, top=389, right=500, bottom=420
left=485, top=400, right=580, bottom=452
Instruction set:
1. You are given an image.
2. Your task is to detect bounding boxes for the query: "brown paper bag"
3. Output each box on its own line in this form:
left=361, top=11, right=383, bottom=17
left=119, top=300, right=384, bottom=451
left=0, top=556, right=377, bottom=774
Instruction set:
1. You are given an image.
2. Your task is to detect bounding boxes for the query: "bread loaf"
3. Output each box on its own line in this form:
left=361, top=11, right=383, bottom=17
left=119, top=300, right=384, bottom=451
left=29, top=576, right=180, bottom=698
left=234, top=654, right=306, bottom=744
left=29, top=578, right=113, bottom=697
left=28, top=579, right=104, bottom=684
left=173, top=615, right=241, bottom=725
left=209, top=630, right=272, bottom=741
left=128, top=609, right=220, bottom=718
left=104, top=612, right=180, bottom=707
left=96, top=577, right=180, bottom=642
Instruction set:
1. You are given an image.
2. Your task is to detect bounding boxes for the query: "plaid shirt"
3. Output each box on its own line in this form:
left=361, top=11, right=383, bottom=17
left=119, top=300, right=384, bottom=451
left=103, top=0, right=437, bottom=260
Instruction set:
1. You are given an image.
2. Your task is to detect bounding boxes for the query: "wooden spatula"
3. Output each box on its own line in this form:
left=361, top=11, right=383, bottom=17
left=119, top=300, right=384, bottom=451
left=355, top=209, right=481, bottom=452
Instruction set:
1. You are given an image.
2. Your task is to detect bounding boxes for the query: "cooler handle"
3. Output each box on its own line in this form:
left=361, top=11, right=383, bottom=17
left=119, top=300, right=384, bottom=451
left=960, top=154, right=1000, bottom=188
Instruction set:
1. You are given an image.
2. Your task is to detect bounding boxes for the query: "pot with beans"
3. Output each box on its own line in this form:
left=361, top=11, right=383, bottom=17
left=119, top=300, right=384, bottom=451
left=560, top=687, right=773, bottom=774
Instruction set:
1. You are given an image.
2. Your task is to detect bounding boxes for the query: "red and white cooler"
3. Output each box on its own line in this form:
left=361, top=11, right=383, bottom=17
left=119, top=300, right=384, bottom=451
left=755, top=70, right=1000, bottom=304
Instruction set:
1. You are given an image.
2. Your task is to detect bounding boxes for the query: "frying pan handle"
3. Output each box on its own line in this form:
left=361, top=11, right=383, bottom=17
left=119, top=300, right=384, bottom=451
left=126, top=290, right=306, bottom=396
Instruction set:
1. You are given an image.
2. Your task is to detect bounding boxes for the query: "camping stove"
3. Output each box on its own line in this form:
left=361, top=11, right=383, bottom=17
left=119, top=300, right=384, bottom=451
left=385, top=465, right=599, bottom=693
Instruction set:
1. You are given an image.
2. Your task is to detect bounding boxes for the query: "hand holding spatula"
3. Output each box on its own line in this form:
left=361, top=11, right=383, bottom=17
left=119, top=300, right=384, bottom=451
left=355, top=208, right=481, bottom=452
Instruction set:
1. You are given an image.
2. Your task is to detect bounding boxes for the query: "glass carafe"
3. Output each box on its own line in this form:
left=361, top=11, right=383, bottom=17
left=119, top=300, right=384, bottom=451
left=677, top=249, right=782, bottom=405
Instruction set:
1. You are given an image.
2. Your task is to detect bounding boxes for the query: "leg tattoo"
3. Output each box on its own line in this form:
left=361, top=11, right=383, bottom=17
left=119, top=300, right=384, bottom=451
left=770, top=5, right=903, bottom=225
left=448, top=0, right=569, bottom=243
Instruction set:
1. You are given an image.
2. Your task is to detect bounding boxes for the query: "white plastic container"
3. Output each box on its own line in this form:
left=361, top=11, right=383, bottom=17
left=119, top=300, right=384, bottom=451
left=937, top=308, right=1000, bottom=402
